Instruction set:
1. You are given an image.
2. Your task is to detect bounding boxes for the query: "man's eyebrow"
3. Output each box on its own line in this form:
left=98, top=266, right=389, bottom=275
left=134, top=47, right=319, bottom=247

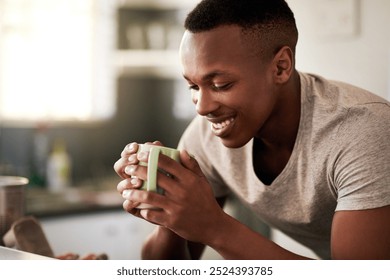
left=183, top=71, right=232, bottom=82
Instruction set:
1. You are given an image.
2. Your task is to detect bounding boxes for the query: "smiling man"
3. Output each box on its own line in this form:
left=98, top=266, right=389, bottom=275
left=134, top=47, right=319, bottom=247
left=114, top=0, right=390, bottom=259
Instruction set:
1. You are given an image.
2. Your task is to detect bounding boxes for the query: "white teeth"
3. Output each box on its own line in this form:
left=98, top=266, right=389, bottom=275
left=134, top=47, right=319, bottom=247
left=212, top=118, right=234, bottom=130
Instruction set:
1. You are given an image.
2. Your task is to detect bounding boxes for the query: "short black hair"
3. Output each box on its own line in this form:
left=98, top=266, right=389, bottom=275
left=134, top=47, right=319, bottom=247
left=184, top=0, right=298, bottom=59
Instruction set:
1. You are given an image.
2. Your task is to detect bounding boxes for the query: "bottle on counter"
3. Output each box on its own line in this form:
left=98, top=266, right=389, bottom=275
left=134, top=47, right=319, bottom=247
left=46, top=138, right=72, bottom=193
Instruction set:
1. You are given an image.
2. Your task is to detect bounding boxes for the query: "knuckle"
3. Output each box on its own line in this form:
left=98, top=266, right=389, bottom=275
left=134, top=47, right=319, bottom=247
left=141, top=209, right=152, bottom=220
left=128, top=154, right=138, bottom=164
left=116, top=178, right=131, bottom=193
left=143, top=191, right=154, bottom=203
left=123, top=200, right=130, bottom=211
left=124, top=165, right=138, bottom=176
left=168, top=209, right=183, bottom=227
left=121, top=142, right=138, bottom=157
left=130, top=177, right=142, bottom=187
left=113, top=159, right=121, bottom=172
left=143, top=192, right=161, bottom=207
left=116, top=182, right=123, bottom=193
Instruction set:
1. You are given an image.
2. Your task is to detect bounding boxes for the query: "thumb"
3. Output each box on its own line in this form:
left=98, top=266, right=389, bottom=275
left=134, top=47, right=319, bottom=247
left=180, top=150, right=204, bottom=177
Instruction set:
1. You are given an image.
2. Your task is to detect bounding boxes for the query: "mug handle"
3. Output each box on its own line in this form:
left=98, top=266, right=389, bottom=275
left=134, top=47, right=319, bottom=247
left=146, top=147, right=161, bottom=192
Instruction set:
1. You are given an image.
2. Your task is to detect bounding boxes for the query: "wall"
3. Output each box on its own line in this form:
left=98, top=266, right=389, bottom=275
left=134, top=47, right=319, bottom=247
left=288, top=0, right=390, bottom=100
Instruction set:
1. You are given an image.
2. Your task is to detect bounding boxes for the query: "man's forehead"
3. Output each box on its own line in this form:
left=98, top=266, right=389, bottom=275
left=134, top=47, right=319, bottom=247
left=183, top=70, right=235, bottom=82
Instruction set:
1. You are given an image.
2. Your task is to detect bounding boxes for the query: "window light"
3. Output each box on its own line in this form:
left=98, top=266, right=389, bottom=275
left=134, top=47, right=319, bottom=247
left=0, top=0, right=115, bottom=124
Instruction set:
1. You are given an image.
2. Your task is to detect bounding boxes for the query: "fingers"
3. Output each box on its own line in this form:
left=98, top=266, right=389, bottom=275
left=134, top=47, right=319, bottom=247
left=157, top=150, right=202, bottom=177
left=81, top=253, right=108, bottom=260
left=122, top=140, right=162, bottom=158
left=151, top=140, right=163, bottom=146
left=122, top=191, right=166, bottom=225
left=151, top=149, right=204, bottom=182
left=114, top=141, right=164, bottom=179
left=122, top=199, right=143, bottom=217
left=56, top=253, right=108, bottom=260
left=122, top=188, right=168, bottom=212
left=116, top=177, right=142, bottom=194
left=114, top=142, right=139, bottom=178
left=119, top=142, right=140, bottom=160
left=56, top=253, right=79, bottom=260
left=115, top=141, right=168, bottom=222
left=123, top=149, right=204, bottom=197
left=115, top=145, right=203, bottom=198
left=179, top=150, right=204, bottom=178
left=139, top=208, right=167, bottom=226
left=113, top=157, right=129, bottom=179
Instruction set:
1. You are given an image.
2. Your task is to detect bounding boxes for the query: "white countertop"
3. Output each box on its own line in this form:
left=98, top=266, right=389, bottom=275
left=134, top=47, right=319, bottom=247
left=0, top=246, right=54, bottom=260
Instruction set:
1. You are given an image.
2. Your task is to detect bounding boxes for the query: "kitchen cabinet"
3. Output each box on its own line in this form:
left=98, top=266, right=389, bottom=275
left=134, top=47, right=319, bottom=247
left=113, top=0, right=198, bottom=145
left=40, top=210, right=155, bottom=260
left=40, top=210, right=223, bottom=260
left=115, top=0, right=197, bottom=78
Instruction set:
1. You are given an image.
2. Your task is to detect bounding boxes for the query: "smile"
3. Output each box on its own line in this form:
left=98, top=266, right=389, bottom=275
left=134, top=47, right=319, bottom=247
left=210, top=117, right=235, bottom=137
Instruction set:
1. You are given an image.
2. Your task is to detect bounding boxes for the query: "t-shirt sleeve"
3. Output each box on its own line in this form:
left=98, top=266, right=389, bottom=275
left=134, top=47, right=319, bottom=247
left=331, top=103, right=390, bottom=211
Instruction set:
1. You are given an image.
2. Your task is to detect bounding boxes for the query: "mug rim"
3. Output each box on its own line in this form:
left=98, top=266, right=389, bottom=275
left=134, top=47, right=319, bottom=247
left=139, top=144, right=179, bottom=152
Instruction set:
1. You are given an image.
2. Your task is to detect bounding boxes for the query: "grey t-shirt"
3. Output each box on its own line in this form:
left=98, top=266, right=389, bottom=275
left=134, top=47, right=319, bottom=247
left=178, top=72, right=390, bottom=259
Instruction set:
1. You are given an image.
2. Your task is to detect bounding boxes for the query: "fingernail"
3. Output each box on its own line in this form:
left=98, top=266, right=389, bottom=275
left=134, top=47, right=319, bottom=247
left=128, top=154, right=137, bottom=163
left=126, top=143, right=137, bottom=152
left=131, top=177, right=140, bottom=186
left=137, top=151, right=148, bottom=161
left=123, top=200, right=130, bottom=209
left=122, top=189, right=131, bottom=199
left=125, top=165, right=137, bottom=175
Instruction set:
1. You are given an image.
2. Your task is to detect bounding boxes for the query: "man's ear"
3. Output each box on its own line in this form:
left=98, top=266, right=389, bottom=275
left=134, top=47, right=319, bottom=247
left=273, top=46, right=294, bottom=84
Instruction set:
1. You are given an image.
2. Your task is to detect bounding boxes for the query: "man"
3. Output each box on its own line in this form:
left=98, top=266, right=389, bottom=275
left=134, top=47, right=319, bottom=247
left=114, top=0, right=390, bottom=259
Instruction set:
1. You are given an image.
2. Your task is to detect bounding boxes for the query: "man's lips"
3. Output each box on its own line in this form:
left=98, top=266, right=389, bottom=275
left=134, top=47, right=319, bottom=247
left=208, top=117, right=236, bottom=137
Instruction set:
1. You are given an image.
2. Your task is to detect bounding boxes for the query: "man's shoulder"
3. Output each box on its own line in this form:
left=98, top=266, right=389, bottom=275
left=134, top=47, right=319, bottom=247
left=298, top=72, right=390, bottom=160
left=300, top=72, right=389, bottom=107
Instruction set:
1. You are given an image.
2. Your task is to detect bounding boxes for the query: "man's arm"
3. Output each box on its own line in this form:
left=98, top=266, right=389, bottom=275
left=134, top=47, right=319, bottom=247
left=141, top=196, right=227, bottom=260
left=331, top=205, right=390, bottom=259
left=208, top=205, right=390, bottom=260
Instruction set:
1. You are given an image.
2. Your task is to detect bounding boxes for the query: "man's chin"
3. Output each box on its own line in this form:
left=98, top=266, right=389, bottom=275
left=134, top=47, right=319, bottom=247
left=218, top=137, right=249, bottom=149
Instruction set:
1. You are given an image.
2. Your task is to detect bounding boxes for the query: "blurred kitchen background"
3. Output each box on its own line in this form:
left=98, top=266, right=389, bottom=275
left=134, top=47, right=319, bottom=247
left=0, top=0, right=389, bottom=260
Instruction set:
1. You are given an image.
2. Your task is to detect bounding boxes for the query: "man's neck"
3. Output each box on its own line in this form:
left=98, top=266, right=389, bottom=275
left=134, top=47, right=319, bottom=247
left=255, top=70, right=301, bottom=152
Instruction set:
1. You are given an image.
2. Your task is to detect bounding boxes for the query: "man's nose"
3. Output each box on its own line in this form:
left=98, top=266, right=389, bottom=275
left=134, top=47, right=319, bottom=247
left=192, top=90, right=217, bottom=116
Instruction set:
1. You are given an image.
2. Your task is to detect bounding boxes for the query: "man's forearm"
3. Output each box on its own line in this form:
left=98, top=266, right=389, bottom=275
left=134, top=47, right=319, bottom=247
left=141, top=226, right=192, bottom=259
left=208, top=213, right=310, bottom=260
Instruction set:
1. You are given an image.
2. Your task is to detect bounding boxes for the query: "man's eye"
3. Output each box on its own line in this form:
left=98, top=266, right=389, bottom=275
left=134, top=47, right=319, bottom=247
left=212, top=83, right=232, bottom=91
left=188, top=84, right=199, bottom=91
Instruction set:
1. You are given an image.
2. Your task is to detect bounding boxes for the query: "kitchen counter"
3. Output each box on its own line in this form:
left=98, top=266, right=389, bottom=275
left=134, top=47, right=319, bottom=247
left=0, top=246, right=54, bottom=260
left=25, top=177, right=124, bottom=217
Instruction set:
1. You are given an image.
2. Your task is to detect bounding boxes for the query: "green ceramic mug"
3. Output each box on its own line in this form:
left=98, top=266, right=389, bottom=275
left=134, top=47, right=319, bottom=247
left=136, top=144, right=180, bottom=209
